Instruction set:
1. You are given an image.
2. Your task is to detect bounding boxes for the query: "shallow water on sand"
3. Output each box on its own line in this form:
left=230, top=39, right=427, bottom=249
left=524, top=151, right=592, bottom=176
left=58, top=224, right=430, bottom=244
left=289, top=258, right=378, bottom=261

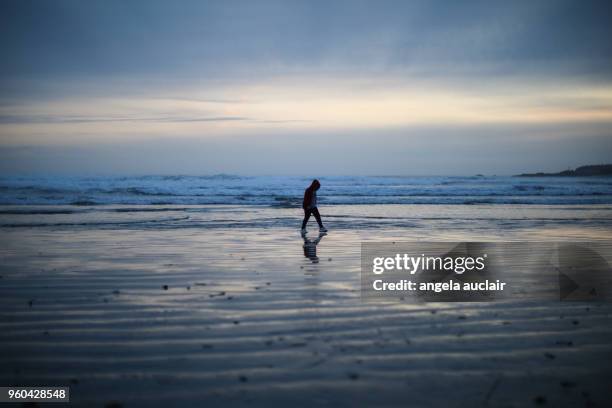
left=0, top=205, right=611, bottom=407
left=1, top=203, right=612, bottom=237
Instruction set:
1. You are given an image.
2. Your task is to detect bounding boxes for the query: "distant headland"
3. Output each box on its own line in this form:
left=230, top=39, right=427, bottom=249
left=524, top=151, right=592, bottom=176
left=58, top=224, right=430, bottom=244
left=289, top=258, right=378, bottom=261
left=515, top=164, right=612, bottom=177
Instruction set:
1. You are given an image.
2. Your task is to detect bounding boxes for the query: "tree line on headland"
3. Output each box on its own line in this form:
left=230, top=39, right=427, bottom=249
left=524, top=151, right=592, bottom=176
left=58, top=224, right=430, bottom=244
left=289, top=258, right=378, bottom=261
left=515, top=164, right=612, bottom=177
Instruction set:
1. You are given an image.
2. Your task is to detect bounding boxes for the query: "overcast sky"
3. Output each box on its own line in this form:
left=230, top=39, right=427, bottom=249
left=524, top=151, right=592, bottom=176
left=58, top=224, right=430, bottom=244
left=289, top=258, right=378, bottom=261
left=1, top=0, right=611, bottom=175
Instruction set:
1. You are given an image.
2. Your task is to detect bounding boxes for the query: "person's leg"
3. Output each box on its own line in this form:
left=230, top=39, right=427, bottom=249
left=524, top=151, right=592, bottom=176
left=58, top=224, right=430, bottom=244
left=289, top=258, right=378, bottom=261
left=301, top=209, right=312, bottom=229
left=312, top=207, right=324, bottom=228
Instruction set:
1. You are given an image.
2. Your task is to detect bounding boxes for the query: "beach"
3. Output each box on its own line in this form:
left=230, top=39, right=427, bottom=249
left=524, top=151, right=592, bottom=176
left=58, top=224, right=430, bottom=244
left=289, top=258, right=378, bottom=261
left=1, top=201, right=612, bottom=407
left=3, top=0, right=612, bottom=405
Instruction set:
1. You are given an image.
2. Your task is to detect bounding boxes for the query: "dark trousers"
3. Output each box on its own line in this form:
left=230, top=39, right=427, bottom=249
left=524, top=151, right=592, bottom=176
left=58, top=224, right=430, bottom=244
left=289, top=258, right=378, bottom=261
left=302, top=207, right=323, bottom=229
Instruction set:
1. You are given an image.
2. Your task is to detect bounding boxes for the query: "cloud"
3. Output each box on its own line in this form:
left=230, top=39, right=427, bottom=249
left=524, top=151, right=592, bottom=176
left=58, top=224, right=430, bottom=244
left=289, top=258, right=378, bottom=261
left=2, top=0, right=612, bottom=83
left=1, top=77, right=611, bottom=148
left=0, top=114, right=250, bottom=125
left=1, top=1, right=611, bottom=175
left=1, top=122, right=610, bottom=176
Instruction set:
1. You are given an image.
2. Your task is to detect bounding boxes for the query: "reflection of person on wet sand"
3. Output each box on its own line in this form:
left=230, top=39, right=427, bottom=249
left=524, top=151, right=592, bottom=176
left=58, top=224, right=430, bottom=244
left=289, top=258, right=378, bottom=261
left=303, top=232, right=326, bottom=263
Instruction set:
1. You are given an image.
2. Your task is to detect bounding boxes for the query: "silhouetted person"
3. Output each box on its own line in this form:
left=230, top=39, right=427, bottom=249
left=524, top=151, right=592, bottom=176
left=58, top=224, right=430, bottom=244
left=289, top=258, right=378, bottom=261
left=301, top=179, right=327, bottom=233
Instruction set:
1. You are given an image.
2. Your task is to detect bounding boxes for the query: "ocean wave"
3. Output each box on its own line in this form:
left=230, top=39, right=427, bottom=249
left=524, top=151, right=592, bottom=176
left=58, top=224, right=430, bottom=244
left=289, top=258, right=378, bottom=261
left=111, top=207, right=191, bottom=212
left=0, top=209, right=80, bottom=215
left=0, top=215, right=190, bottom=228
left=0, top=175, right=611, bottom=206
left=70, top=199, right=98, bottom=206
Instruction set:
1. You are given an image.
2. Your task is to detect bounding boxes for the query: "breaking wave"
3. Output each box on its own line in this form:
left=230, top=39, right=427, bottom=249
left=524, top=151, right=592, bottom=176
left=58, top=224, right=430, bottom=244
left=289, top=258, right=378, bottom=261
left=0, top=175, right=611, bottom=206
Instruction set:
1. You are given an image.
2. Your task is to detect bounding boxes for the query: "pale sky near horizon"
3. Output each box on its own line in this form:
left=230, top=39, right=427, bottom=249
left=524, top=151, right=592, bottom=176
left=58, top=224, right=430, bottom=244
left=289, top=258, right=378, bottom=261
left=1, top=0, right=611, bottom=176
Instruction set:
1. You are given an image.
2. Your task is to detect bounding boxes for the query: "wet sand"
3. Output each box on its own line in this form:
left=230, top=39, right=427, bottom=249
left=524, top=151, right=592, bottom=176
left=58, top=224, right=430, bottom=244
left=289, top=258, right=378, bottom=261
left=1, top=205, right=611, bottom=407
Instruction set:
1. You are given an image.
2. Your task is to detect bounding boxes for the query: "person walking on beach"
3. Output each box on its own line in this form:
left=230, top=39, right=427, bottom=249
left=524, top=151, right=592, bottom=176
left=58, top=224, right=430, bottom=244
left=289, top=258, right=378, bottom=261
left=301, top=179, right=327, bottom=233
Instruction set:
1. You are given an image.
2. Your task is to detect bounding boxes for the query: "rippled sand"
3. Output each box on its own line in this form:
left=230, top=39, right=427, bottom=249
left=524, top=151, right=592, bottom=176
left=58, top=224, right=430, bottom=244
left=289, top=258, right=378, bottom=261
left=1, top=205, right=611, bottom=407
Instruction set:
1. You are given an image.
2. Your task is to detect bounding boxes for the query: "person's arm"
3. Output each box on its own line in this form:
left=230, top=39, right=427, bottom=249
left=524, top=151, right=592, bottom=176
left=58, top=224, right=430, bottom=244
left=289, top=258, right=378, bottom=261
left=303, top=188, right=312, bottom=209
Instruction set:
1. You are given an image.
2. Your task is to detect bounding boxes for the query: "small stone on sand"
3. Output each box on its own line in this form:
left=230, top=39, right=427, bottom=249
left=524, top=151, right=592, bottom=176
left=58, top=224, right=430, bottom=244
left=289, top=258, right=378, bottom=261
left=560, top=380, right=576, bottom=388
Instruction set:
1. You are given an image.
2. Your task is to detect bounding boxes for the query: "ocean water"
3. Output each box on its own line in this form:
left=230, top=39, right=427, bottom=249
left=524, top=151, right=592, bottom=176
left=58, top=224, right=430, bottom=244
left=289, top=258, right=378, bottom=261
left=1, top=175, right=611, bottom=206
left=0, top=175, right=611, bottom=234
